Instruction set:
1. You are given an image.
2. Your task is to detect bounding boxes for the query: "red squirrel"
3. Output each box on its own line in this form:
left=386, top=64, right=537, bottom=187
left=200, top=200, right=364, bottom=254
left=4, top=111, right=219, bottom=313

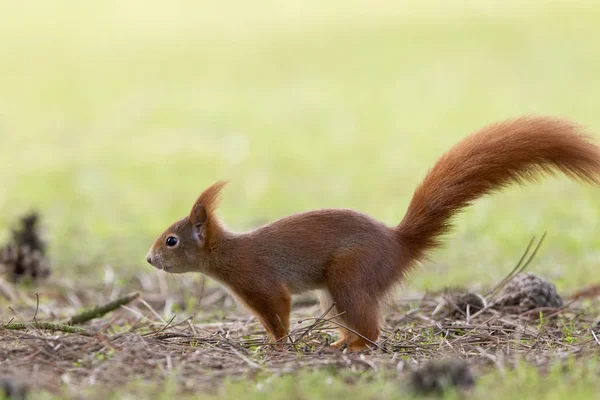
left=146, top=116, right=600, bottom=351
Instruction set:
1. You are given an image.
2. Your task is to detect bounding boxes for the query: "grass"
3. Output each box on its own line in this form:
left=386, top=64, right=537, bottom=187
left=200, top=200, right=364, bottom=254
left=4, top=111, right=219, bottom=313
left=60, top=364, right=600, bottom=400
left=12, top=366, right=600, bottom=400
left=2, top=0, right=600, bottom=398
left=2, top=0, right=600, bottom=289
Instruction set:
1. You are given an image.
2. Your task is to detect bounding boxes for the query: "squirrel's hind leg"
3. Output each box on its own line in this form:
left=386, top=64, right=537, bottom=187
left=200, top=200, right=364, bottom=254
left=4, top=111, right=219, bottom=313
left=324, top=256, right=382, bottom=352
left=318, top=290, right=353, bottom=349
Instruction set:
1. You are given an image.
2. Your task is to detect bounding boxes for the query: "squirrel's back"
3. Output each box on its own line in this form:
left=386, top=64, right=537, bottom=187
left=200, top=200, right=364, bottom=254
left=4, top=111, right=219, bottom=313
left=244, top=209, right=399, bottom=293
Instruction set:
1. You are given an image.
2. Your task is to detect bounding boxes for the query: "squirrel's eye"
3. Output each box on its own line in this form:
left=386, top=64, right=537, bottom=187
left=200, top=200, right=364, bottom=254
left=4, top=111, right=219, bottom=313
left=166, top=236, right=178, bottom=247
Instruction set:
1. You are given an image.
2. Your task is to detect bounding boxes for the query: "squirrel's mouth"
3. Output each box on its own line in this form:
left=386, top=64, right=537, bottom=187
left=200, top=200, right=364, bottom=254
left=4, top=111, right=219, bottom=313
left=145, top=254, right=180, bottom=274
left=153, top=261, right=171, bottom=273
left=151, top=262, right=167, bottom=271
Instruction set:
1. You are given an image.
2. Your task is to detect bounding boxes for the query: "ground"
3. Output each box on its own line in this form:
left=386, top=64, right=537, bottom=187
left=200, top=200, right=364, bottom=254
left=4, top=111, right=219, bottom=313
left=1, top=0, right=600, bottom=399
left=2, top=273, right=600, bottom=399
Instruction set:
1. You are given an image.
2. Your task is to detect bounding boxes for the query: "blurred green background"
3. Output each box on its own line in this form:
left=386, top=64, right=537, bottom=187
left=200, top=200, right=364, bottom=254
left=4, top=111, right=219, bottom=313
left=1, top=0, right=599, bottom=292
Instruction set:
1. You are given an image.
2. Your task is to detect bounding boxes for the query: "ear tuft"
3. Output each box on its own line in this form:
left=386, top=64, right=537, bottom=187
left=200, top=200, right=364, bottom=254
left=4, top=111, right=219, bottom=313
left=190, top=204, right=208, bottom=227
left=189, top=181, right=227, bottom=226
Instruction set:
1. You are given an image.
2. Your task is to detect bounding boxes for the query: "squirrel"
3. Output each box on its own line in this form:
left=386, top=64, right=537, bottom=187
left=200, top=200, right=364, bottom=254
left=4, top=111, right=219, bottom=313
left=146, top=116, right=600, bottom=352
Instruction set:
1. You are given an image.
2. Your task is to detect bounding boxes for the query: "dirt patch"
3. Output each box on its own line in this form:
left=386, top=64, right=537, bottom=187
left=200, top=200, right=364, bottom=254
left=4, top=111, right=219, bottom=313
left=1, top=269, right=600, bottom=399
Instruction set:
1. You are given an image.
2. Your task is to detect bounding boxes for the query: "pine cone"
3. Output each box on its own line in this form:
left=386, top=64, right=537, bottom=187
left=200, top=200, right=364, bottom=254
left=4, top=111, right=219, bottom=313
left=445, top=292, right=486, bottom=318
left=496, top=272, right=563, bottom=311
left=11, top=212, right=46, bottom=254
left=0, top=212, right=51, bottom=283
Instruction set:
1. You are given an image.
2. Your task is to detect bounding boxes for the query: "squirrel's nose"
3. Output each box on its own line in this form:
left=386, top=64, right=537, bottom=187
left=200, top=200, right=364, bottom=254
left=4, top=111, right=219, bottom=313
left=146, top=255, right=152, bottom=265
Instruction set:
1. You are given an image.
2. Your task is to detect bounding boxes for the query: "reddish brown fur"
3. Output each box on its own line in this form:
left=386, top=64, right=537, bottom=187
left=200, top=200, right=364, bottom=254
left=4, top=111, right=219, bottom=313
left=398, top=116, right=600, bottom=264
left=192, top=180, right=226, bottom=216
left=147, top=116, right=600, bottom=352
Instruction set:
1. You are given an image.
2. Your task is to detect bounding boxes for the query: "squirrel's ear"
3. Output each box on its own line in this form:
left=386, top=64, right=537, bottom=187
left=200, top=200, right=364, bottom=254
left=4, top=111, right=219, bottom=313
left=190, top=203, right=208, bottom=247
left=188, top=181, right=227, bottom=246
left=190, top=203, right=208, bottom=227
left=190, top=203, right=208, bottom=246
left=189, top=181, right=227, bottom=224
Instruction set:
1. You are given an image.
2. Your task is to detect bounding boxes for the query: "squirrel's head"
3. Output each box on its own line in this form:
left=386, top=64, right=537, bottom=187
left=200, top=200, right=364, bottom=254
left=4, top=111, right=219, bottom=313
left=146, top=181, right=227, bottom=274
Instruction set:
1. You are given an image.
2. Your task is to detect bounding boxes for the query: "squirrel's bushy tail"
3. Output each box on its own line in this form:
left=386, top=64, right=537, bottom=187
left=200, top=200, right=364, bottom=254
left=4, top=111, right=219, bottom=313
left=397, top=116, right=600, bottom=263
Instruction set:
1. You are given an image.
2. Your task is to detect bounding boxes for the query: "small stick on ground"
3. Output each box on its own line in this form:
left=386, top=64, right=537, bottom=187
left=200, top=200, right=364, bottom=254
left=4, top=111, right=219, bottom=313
left=2, top=321, right=87, bottom=334
left=488, top=233, right=546, bottom=299
left=295, top=302, right=337, bottom=343
left=33, top=292, right=40, bottom=323
left=68, top=292, right=140, bottom=325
